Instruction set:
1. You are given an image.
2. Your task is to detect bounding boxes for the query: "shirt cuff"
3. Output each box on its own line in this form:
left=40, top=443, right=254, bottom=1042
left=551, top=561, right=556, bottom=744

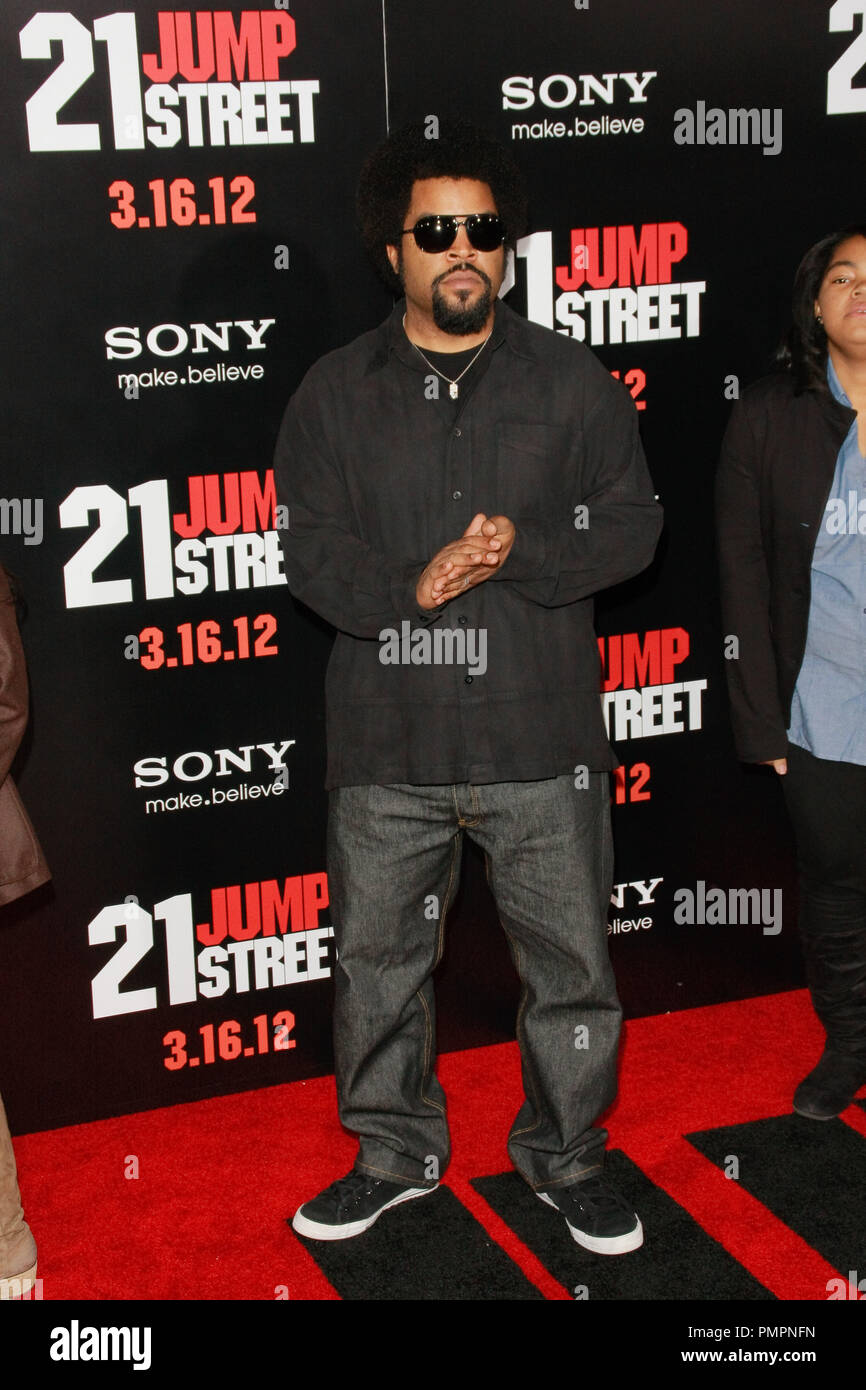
left=491, top=522, right=549, bottom=582
left=391, top=566, right=441, bottom=625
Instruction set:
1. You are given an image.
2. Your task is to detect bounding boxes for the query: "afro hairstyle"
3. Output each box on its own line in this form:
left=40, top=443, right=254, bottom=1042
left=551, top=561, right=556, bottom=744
left=357, top=118, right=528, bottom=293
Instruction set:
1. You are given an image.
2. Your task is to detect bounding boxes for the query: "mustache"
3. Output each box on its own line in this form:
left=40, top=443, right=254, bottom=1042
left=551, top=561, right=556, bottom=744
left=433, top=264, right=492, bottom=291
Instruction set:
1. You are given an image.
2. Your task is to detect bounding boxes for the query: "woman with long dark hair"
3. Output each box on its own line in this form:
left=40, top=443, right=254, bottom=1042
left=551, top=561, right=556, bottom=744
left=717, top=224, right=866, bottom=1119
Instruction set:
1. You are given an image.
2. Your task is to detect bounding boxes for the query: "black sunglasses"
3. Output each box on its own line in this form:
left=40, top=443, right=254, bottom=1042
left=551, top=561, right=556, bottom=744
left=400, top=213, right=506, bottom=254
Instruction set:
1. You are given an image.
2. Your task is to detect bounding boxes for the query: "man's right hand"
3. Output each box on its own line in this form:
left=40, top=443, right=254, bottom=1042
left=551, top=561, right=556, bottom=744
left=416, top=513, right=503, bottom=610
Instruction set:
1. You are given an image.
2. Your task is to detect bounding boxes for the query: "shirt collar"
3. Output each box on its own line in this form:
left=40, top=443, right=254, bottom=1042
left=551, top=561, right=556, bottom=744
left=366, top=296, right=538, bottom=375
left=827, top=354, right=853, bottom=408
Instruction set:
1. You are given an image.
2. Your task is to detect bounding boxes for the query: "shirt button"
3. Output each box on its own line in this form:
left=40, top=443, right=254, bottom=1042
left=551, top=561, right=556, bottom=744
left=452, top=490, right=462, bottom=500
left=457, top=615, right=468, bottom=626
left=464, top=675, right=473, bottom=685
left=453, top=427, right=462, bottom=437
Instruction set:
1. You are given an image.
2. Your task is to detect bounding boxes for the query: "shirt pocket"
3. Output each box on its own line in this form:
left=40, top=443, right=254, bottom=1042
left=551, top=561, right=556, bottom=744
left=495, top=422, right=573, bottom=518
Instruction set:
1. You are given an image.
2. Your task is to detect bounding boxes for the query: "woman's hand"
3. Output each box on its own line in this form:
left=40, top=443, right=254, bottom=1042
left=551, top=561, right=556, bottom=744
left=761, top=758, right=788, bottom=775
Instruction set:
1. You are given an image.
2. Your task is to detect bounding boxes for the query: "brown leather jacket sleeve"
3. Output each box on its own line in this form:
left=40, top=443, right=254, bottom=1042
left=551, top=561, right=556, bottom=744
left=0, top=566, right=28, bottom=786
left=0, top=564, right=51, bottom=904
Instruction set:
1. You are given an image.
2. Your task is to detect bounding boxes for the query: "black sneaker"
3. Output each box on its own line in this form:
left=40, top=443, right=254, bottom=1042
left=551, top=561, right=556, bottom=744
left=793, top=1048, right=866, bottom=1120
left=538, top=1175, right=643, bottom=1255
left=291, top=1169, right=438, bottom=1241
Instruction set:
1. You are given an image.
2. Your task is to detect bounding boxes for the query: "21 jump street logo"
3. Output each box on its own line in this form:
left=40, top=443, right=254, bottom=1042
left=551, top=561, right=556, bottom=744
left=504, top=221, right=705, bottom=347
left=60, top=469, right=287, bottom=608
left=827, top=1, right=866, bottom=115
left=19, top=9, right=319, bottom=152
left=598, top=627, right=707, bottom=741
left=89, top=872, right=333, bottom=1018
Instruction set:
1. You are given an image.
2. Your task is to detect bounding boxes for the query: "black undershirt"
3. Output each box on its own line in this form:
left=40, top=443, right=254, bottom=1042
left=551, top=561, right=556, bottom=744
left=412, top=337, right=494, bottom=416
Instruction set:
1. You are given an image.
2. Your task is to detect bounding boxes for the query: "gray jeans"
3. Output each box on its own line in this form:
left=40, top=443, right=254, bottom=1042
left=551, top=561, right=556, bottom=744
left=327, top=775, right=621, bottom=1192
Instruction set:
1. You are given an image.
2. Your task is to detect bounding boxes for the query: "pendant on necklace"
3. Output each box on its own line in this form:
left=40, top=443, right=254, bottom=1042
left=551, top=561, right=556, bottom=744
left=449, top=382, right=459, bottom=399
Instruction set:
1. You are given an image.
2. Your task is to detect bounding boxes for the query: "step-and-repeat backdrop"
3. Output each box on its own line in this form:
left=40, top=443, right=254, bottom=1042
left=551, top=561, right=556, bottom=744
left=1, top=0, right=863, bottom=1131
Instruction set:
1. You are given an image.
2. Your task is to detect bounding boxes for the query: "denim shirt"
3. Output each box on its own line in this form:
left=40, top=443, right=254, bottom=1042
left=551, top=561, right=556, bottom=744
left=274, top=299, right=662, bottom=789
left=788, top=357, right=866, bottom=764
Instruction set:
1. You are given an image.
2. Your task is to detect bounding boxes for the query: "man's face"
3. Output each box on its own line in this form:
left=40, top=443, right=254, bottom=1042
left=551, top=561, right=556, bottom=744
left=386, top=178, right=506, bottom=336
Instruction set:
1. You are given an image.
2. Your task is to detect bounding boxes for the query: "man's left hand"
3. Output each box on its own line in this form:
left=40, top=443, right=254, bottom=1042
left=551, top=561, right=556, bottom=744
left=434, top=514, right=515, bottom=600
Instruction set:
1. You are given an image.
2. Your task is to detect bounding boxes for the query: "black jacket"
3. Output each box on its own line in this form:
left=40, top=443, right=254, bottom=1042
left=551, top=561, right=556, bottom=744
left=274, top=299, right=662, bottom=788
left=716, top=370, right=856, bottom=763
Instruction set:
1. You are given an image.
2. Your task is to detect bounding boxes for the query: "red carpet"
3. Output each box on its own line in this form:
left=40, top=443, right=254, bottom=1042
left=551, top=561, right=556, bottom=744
left=12, top=988, right=866, bottom=1300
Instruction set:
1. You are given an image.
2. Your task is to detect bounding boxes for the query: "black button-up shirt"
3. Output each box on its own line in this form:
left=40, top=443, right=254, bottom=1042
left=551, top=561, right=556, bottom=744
left=274, top=299, right=663, bottom=788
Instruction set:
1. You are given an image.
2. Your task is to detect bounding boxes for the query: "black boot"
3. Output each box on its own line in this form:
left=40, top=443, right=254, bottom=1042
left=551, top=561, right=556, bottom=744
left=793, top=1047, right=866, bottom=1120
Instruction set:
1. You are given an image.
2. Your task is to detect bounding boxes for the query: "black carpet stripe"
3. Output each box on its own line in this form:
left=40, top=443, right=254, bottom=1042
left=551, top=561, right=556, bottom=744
left=292, top=1185, right=545, bottom=1300
left=686, top=1115, right=866, bottom=1280
left=472, top=1151, right=774, bottom=1300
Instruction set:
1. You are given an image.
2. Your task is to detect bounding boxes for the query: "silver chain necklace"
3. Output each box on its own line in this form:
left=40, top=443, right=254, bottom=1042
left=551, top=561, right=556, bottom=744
left=403, top=314, right=492, bottom=399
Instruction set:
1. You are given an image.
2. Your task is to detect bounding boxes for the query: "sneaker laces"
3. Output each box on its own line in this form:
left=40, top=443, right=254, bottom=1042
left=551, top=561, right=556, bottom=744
left=323, top=1170, right=381, bottom=1214
left=562, top=1176, right=631, bottom=1218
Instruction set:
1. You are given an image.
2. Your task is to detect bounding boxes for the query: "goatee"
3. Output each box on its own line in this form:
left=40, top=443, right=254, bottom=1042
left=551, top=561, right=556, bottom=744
left=432, top=267, right=493, bottom=335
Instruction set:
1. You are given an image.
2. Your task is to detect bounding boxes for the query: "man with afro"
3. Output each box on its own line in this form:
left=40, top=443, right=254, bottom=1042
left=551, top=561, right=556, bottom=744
left=275, top=118, right=662, bottom=1257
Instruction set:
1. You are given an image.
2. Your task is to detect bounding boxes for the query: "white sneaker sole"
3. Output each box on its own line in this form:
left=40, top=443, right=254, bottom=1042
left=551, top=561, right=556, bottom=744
left=538, top=1191, right=644, bottom=1255
left=292, top=1183, right=438, bottom=1241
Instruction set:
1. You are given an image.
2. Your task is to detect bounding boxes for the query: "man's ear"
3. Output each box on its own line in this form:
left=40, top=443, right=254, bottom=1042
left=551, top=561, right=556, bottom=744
left=386, top=243, right=400, bottom=279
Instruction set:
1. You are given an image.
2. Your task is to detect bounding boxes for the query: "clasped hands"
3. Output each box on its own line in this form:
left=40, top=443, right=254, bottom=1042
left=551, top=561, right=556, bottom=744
left=416, top=513, right=515, bottom=611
